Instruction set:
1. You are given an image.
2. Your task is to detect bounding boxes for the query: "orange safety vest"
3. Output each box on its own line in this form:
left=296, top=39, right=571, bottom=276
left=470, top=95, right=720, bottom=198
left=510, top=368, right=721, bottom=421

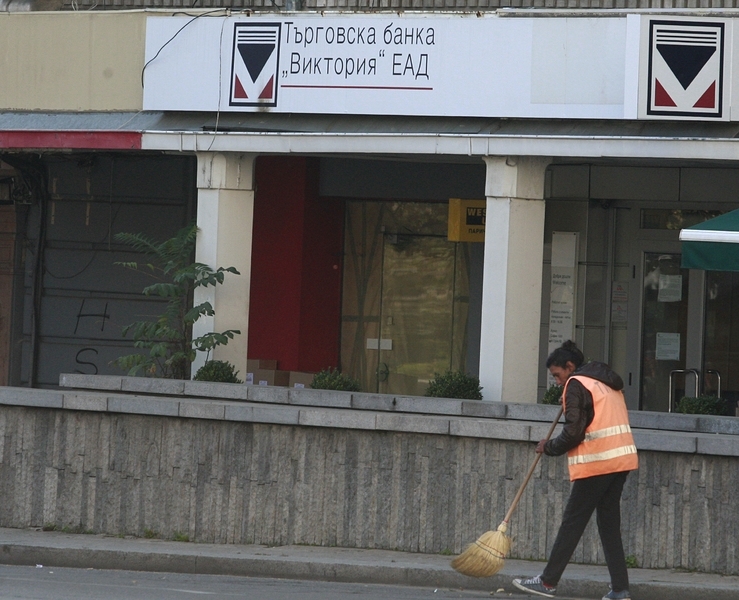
left=562, top=375, right=639, bottom=482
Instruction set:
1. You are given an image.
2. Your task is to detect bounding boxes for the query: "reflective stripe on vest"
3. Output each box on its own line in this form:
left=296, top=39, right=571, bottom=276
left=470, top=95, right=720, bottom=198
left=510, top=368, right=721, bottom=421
left=563, top=375, right=638, bottom=481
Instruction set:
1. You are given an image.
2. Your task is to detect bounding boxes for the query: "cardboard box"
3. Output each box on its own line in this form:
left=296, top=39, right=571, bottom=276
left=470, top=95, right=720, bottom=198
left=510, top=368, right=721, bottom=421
left=247, top=359, right=278, bottom=372
left=288, top=371, right=315, bottom=389
left=252, top=369, right=290, bottom=387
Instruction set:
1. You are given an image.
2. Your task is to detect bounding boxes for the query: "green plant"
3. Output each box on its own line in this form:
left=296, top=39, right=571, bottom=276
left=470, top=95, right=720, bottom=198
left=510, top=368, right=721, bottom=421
left=143, top=528, right=159, bottom=539
left=310, top=368, right=361, bottom=392
left=194, top=360, right=242, bottom=383
left=542, top=384, right=563, bottom=405
left=676, top=395, right=728, bottom=415
left=425, top=370, right=482, bottom=400
left=625, top=554, right=638, bottom=569
left=172, top=531, right=190, bottom=542
left=113, top=223, right=241, bottom=379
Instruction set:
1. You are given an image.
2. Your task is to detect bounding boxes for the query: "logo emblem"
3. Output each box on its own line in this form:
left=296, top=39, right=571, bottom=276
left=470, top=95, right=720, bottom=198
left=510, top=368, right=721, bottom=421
left=647, top=20, right=724, bottom=118
left=229, top=23, right=281, bottom=107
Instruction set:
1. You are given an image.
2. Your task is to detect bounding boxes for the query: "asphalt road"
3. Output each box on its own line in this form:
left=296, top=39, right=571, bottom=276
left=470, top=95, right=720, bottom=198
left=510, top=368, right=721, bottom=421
left=0, top=565, right=578, bottom=600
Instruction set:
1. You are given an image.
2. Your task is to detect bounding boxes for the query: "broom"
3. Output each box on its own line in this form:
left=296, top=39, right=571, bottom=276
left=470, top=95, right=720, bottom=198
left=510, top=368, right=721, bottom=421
left=451, top=406, right=564, bottom=578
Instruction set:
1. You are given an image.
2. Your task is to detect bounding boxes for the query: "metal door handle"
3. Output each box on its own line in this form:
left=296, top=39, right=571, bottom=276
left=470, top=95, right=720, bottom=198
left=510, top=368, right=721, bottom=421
left=668, top=369, right=699, bottom=413
left=705, top=369, right=722, bottom=398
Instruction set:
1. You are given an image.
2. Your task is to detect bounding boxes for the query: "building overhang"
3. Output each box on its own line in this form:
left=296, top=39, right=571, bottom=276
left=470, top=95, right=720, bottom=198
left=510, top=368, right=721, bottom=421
left=2, top=112, right=739, bottom=162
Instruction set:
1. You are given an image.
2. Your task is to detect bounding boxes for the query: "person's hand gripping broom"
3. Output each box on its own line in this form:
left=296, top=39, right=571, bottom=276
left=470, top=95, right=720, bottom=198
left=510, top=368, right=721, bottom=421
left=451, top=406, right=563, bottom=578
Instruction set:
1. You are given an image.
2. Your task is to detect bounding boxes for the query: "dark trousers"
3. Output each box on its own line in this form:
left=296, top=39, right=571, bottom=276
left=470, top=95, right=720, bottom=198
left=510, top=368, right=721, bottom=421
left=542, top=471, right=630, bottom=592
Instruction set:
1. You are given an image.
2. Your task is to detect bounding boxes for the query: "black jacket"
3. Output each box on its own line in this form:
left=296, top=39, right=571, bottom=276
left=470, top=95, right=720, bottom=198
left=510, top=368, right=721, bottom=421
left=543, top=362, right=624, bottom=457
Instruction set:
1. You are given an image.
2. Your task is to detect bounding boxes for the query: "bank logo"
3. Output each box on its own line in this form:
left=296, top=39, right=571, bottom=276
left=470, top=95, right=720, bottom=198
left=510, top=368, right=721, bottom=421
left=647, top=20, right=724, bottom=118
left=229, top=23, right=281, bottom=107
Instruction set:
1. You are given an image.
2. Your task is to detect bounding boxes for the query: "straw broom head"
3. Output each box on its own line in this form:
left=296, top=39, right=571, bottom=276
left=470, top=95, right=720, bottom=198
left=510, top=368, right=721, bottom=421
left=450, top=521, right=511, bottom=578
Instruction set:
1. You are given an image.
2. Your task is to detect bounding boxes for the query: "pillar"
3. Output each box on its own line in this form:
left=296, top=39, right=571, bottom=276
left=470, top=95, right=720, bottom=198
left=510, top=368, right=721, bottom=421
left=192, top=153, right=256, bottom=378
left=480, top=156, right=550, bottom=403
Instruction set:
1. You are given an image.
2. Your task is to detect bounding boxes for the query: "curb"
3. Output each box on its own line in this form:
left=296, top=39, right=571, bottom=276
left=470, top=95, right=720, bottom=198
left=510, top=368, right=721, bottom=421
left=1, top=536, right=738, bottom=600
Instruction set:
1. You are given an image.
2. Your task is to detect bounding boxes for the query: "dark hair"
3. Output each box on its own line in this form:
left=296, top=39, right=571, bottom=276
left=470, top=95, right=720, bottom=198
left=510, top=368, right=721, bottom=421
left=546, top=340, right=584, bottom=369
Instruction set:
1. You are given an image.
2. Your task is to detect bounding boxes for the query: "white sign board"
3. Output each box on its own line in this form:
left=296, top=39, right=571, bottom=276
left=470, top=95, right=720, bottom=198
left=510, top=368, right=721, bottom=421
left=143, top=14, right=631, bottom=119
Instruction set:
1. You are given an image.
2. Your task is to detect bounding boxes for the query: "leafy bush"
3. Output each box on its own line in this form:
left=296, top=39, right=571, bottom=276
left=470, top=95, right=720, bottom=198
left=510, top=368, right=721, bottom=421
left=311, top=368, right=361, bottom=392
left=676, top=395, right=728, bottom=415
left=425, top=370, right=482, bottom=400
left=113, top=223, right=240, bottom=379
left=542, top=384, right=563, bottom=405
left=194, top=360, right=242, bottom=384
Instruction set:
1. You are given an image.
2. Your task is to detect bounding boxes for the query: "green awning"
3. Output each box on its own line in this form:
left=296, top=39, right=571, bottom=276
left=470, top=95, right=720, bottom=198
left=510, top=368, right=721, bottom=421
left=680, top=209, right=739, bottom=271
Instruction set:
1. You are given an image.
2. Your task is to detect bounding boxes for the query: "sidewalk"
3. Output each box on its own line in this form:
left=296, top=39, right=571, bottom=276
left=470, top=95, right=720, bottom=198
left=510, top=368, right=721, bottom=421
left=0, top=527, right=737, bottom=600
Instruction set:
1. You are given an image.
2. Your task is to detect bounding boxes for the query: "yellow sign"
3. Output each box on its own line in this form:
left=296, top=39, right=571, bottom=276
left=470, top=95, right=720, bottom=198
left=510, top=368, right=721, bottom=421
left=448, top=198, right=486, bottom=242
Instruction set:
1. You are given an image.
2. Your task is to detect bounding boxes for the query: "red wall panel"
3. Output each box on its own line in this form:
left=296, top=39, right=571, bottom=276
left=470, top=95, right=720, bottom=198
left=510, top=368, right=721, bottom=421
left=248, top=157, right=343, bottom=373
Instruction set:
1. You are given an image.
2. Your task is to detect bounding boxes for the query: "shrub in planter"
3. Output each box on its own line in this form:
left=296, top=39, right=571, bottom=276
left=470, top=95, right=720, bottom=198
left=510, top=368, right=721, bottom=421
left=311, top=368, right=361, bottom=392
left=542, top=384, right=563, bottom=405
left=425, top=370, right=483, bottom=400
left=194, top=360, right=242, bottom=384
left=676, top=394, right=728, bottom=415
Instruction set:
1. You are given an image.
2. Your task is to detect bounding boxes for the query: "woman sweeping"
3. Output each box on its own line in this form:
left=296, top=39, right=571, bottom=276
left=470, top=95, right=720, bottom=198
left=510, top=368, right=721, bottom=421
left=512, top=341, right=638, bottom=600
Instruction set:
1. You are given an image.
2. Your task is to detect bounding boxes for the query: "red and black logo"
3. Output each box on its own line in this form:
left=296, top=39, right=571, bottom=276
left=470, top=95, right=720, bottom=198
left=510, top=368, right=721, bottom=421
left=229, top=23, right=281, bottom=108
left=647, top=20, right=724, bottom=118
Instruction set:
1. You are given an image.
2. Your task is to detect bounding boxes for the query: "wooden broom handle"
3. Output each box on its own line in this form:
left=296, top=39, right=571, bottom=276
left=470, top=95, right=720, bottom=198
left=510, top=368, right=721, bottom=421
left=502, top=406, right=564, bottom=525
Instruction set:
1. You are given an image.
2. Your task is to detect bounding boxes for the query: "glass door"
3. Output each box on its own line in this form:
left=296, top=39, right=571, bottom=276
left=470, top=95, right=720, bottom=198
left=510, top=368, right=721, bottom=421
left=703, top=270, right=739, bottom=411
left=340, top=201, right=470, bottom=395
left=377, top=235, right=467, bottom=396
left=639, top=252, right=690, bottom=411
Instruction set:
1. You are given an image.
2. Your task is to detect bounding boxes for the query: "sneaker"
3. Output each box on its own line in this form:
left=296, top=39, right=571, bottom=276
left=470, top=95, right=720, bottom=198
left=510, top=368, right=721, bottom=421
left=602, top=589, right=631, bottom=600
left=512, top=575, right=557, bottom=598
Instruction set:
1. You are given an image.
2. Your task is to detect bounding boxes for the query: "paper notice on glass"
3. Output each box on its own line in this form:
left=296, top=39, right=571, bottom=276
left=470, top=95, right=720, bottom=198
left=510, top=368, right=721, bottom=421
left=656, top=332, right=680, bottom=361
left=611, top=282, right=628, bottom=322
left=658, top=275, right=682, bottom=302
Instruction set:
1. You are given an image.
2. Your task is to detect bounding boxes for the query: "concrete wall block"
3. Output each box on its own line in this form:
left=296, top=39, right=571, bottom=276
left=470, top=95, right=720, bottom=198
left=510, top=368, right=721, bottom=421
left=352, top=393, right=397, bottom=411
left=63, top=393, right=108, bottom=412
left=224, top=404, right=254, bottom=422
left=247, top=385, right=289, bottom=404
left=59, top=374, right=123, bottom=391
left=179, top=400, right=226, bottom=421
left=529, top=422, right=565, bottom=441
left=299, top=408, right=376, bottom=430
left=0, top=389, right=63, bottom=409
left=506, top=402, right=561, bottom=423
left=252, top=406, right=300, bottom=425
left=696, top=415, right=739, bottom=436
left=632, top=431, right=697, bottom=453
left=461, top=400, right=507, bottom=419
left=375, top=413, right=450, bottom=434
left=450, top=419, right=530, bottom=441
left=630, top=411, right=698, bottom=432
left=696, top=434, right=739, bottom=456
left=184, top=381, right=249, bottom=401
left=107, top=395, right=179, bottom=417
left=122, top=377, right=185, bottom=396
left=394, top=396, right=463, bottom=415
left=289, top=388, right=352, bottom=408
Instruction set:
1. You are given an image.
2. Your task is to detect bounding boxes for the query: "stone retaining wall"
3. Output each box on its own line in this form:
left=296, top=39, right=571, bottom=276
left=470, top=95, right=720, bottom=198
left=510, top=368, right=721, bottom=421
left=0, top=375, right=737, bottom=575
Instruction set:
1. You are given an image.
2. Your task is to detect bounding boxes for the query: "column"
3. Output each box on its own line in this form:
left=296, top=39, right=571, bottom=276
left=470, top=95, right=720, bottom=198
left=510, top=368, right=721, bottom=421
left=192, top=152, right=256, bottom=378
left=479, top=156, right=550, bottom=403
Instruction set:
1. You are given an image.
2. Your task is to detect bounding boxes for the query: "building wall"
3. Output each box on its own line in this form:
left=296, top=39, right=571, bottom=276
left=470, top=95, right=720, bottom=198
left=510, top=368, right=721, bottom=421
left=0, top=12, right=146, bottom=111
left=55, top=1, right=739, bottom=11
left=2, top=379, right=738, bottom=575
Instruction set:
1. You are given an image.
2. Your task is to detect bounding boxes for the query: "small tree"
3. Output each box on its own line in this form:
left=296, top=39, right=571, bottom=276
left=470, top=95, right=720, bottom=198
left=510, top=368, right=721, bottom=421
left=311, top=368, right=361, bottom=392
left=113, top=223, right=240, bottom=379
left=425, top=370, right=483, bottom=400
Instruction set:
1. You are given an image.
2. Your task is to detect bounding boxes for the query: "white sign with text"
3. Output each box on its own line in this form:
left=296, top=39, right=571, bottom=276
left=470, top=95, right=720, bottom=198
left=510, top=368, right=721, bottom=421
left=143, top=14, right=631, bottom=118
